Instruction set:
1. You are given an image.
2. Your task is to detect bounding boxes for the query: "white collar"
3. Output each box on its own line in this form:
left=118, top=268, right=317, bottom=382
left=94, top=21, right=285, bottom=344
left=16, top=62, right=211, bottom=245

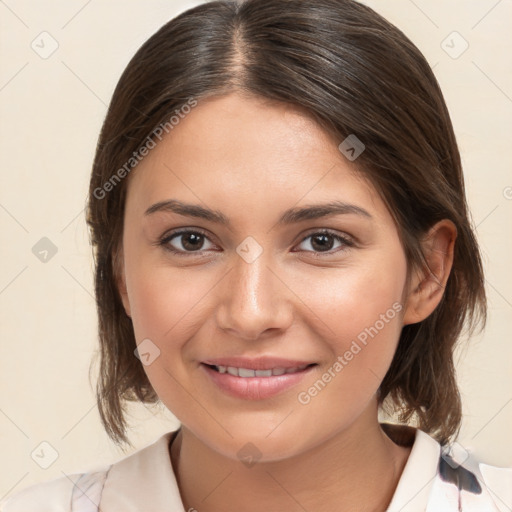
left=98, top=425, right=506, bottom=511
left=100, top=430, right=184, bottom=511
left=385, top=427, right=440, bottom=511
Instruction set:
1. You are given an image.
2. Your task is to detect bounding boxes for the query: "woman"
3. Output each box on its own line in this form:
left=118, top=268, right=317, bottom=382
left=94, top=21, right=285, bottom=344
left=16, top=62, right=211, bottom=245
left=2, top=0, right=510, bottom=510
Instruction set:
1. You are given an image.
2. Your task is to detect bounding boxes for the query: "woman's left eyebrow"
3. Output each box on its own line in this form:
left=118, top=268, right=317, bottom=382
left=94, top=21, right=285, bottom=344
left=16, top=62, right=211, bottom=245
left=144, top=199, right=372, bottom=226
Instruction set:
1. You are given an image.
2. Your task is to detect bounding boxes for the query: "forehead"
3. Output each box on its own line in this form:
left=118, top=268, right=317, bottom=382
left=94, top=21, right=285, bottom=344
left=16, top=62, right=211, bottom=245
left=148, top=92, right=339, bottom=173
left=124, top=92, right=386, bottom=224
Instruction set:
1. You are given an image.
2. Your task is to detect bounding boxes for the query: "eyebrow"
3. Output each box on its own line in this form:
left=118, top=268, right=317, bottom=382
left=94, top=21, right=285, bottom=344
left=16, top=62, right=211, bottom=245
left=144, top=199, right=372, bottom=225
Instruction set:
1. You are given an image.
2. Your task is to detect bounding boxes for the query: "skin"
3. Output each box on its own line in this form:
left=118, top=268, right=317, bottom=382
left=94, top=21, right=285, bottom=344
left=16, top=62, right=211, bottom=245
left=117, top=91, right=456, bottom=512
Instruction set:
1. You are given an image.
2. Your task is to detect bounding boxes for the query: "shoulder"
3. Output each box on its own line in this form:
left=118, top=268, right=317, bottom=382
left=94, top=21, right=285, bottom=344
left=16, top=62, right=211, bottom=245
left=0, top=467, right=110, bottom=512
left=0, top=430, right=181, bottom=512
left=383, top=423, right=512, bottom=512
left=479, top=461, right=512, bottom=497
left=479, top=462, right=512, bottom=508
left=430, top=442, right=512, bottom=511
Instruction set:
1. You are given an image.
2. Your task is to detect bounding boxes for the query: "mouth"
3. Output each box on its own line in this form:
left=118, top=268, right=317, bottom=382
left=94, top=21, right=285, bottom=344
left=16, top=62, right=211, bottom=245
left=204, top=363, right=314, bottom=378
left=200, top=359, right=317, bottom=400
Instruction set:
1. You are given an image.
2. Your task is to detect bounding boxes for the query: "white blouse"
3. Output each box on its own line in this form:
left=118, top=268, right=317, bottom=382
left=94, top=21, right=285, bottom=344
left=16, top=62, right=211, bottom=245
left=1, top=424, right=510, bottom=511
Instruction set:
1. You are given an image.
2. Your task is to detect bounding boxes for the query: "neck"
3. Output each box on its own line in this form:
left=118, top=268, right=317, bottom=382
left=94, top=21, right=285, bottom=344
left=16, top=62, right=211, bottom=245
left=170, top=405, right=412, bottom=512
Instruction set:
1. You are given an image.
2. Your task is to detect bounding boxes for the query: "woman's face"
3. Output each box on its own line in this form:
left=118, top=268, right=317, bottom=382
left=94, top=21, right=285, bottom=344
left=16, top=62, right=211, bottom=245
left=118, top=92, right=414, bottom=461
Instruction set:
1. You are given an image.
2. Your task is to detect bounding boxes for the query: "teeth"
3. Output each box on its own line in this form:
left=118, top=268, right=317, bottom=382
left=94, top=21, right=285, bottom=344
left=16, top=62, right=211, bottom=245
left=239, top=368, right=256, bottom=377
left=286, top=366, right=302, bottom=374
left=213, top=364, right=309, bottom=377
left=255, top=369, right=272, bottom=377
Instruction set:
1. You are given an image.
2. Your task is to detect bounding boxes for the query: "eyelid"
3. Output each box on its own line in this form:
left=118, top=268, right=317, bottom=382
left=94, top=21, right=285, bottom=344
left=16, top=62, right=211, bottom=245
left=297, top=227, right=355, bottom=245
left=160, top=226, right=211, bottom=241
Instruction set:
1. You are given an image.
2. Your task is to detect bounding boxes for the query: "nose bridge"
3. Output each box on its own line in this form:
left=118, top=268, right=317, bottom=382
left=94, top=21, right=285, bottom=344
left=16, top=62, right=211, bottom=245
left=216, top=240, right=291, bottom=339
left=236, top=250, right=272, bottom=310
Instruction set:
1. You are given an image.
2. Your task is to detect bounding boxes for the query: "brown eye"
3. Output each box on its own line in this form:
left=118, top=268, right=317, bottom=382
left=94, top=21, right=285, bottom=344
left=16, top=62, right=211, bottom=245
left=295, top=230, right=354, bottom=254
left=310, top=233, right=335, bottom=251
left=159, top=230, right=215, bottom=254
left=177, top=232, right=205, bottom=251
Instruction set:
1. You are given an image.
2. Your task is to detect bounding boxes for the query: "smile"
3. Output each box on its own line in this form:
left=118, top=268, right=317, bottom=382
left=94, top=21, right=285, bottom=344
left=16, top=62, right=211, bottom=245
left=201, top=361, right=316, bottom=400
left=209, top=364, right=311, bottom=377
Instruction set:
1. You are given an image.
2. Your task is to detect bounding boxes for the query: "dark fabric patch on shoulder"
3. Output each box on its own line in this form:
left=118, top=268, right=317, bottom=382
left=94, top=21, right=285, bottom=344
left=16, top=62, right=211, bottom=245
left=438, top=455, right=482, bottom=494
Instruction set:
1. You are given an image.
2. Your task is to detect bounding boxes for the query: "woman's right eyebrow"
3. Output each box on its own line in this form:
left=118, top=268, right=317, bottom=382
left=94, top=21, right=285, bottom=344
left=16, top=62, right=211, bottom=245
left=144, top=199, right=373, bottom=226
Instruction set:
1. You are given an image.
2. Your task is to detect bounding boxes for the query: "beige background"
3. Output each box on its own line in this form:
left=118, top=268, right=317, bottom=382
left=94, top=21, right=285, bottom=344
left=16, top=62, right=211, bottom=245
left=0, top=0, right=511, bottom=500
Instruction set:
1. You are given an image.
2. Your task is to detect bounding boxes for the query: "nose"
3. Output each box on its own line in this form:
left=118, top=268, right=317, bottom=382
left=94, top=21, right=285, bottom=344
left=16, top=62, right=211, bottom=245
left=215, top=248, right=294, bottom=341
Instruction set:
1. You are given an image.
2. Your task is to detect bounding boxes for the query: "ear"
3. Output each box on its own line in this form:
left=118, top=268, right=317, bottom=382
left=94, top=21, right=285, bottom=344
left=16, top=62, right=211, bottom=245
left=113, top=244, right=132, bottom=318
left=402, top=219, right=457, bottom=325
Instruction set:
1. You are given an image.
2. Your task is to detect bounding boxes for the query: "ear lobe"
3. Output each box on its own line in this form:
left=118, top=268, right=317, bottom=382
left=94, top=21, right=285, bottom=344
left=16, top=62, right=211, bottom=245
left=402, top=220, right=457, bottom=326
left=113, top=245, right=132, bottom=318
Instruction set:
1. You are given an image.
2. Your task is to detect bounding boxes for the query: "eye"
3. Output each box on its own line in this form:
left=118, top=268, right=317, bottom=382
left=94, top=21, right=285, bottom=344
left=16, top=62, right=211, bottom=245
left=156, top=228, right=354, bottom=256
left=158, top=229, right=217, bottom=254
left=294, top=230, right=354, bottom=254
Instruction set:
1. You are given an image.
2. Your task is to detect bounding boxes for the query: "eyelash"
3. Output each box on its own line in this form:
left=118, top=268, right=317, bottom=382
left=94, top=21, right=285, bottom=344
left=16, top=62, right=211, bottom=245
left=155, top=228, right=355, bottom=257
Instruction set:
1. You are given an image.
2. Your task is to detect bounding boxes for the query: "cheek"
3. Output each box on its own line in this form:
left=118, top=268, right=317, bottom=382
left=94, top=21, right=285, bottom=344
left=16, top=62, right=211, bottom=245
left=294, top=253, right=407, bottom=411
left=128, top=269, right=214, bottom=345
left=124, top=262, right=215, bottom=407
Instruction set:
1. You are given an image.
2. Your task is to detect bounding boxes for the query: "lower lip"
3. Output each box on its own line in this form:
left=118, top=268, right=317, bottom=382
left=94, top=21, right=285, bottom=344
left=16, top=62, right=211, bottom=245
left=201, top=364, right=315, bottom=400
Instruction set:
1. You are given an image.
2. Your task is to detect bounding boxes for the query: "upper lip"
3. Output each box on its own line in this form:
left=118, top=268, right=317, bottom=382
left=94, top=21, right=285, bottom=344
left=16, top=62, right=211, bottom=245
left=202, top=357, right=316, bottom=370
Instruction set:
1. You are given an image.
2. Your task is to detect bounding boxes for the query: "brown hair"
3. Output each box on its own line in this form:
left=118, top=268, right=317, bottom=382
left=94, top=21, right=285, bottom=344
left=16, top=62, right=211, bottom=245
left=86, top=0, right=486, bottom=449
